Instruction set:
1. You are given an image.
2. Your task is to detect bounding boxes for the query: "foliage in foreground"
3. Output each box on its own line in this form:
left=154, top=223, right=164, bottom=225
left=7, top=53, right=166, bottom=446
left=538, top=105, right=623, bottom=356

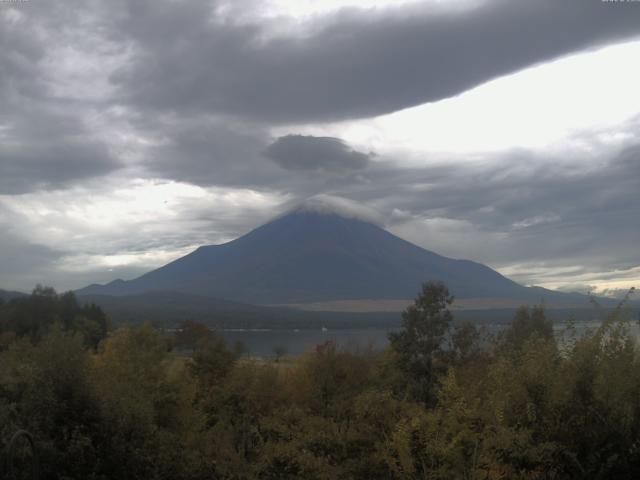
left=0, top=284, right=639, bottom=479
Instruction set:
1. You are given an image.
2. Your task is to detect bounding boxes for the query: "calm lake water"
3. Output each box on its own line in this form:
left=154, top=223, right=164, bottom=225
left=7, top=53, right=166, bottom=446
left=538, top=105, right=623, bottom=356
left=217, top=320, right=640, bottom=357
left=218, top=327, right=392, bottom=357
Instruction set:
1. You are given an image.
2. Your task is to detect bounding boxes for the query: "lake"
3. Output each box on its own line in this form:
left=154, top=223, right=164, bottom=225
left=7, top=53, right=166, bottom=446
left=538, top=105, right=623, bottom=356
left=218, top=327, right=393, bottom=357
left=217, top=319, right=640, bottom=357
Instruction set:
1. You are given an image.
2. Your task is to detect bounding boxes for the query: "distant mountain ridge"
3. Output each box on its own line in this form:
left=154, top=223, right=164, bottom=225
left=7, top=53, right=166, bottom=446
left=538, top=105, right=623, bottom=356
left=75, top=290, right=401, bottom=329
left=0, top=289, right=28, bottom=301
left=77, top=202, right=582, bottom=305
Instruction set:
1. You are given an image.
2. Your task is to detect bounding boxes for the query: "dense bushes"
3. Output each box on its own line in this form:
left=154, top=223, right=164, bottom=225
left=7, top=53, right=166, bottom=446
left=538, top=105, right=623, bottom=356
left=1, top=284, right=639, bottom=479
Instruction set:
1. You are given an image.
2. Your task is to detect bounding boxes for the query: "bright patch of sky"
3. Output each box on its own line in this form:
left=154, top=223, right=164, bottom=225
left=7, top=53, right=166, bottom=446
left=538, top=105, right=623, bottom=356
left=499, top=264, right=640, bottom=298
left=279, top=40, right=640, bottom=161
left=0, top=181, right=287, bottom=290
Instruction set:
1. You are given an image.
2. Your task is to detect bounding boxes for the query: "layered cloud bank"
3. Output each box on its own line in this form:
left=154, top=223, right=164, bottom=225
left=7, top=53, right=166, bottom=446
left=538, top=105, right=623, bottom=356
left=1, top=0, right=639, bottom=295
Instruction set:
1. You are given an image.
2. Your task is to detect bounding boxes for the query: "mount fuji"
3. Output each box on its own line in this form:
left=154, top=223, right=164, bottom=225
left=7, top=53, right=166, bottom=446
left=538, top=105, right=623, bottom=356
left=77, top=197, right=577, bottom=307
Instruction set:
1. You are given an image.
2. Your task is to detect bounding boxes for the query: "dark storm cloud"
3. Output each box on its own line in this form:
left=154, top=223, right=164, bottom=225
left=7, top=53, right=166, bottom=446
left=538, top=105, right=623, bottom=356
left=0, top=3, right=122, bottom=194
left=0, top=3, right=56, bottom=102
left=140, top=119, right=368, bottom=193
left=0, top=100, right=122, bottom=194
left=111, top=0, right=640, bottom=123
left=141, top=117, right=277, bottom=188
left=4, top=0, right=639, bottom=193
left=264, top=135, right=371, bottom=173
left=0, top=127, right=120, bottom=195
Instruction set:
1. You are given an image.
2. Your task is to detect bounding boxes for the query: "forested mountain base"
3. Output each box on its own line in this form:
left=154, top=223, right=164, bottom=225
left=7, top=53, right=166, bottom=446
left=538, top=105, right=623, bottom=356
left=0, top=284, right=639, bottom=479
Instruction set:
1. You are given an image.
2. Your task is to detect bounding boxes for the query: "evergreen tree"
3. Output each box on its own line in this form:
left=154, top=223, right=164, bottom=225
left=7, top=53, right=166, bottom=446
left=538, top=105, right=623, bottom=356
left=388, top=281, right=454, bottom=405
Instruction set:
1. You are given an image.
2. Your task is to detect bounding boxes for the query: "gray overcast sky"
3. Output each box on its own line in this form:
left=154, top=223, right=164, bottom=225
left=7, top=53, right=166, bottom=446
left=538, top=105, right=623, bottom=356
left=0, top=0, right=639, bottom=296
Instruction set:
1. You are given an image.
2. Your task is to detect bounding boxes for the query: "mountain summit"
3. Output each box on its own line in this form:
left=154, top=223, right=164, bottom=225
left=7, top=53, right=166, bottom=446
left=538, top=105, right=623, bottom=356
left=78, top=200, right=555, bottom=304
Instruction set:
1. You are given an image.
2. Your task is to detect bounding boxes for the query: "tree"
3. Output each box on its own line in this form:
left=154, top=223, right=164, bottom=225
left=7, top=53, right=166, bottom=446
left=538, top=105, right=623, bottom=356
left=502, top=305, right=553, bottom=351
left=388, top=281, right=454, bottom=405
left=92, top=324, right=208, bottom=479
left=450, top=321, right=485, bottom=366
left=0, top=286, right=109, bottom=348
left=173, top=319, right=215, bottom=351
left=190, top=331, right=238, bottom=390
left=0, top=326, right=102, bottom=479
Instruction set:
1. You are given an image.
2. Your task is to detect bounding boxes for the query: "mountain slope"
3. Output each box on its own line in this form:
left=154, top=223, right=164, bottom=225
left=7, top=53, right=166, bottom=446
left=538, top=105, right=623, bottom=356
left=0, top=289, right=28, bottom=301
left=77, top=206, right=569, bottom=304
